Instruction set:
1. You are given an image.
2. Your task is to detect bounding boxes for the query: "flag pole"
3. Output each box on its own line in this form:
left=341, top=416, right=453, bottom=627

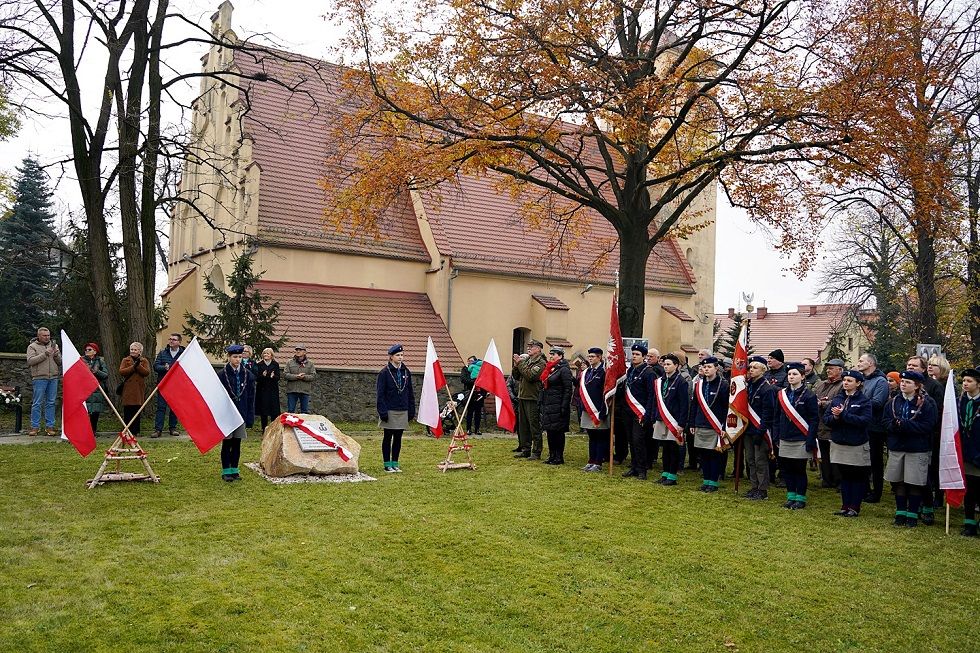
left=608, top=397, right=616, bottom=476
left=946, top=504, right=950, bottom=535
left=443, top=386, right=464, bottom=431
left=733, top=437, right=743, bottom=493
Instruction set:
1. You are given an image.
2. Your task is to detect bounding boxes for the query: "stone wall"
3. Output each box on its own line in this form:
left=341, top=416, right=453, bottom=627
left=0, top=353, right=469, bottom=427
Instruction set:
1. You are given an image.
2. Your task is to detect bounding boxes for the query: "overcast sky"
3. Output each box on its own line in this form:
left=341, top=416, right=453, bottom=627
left=0, top=0, right=823, bottom=314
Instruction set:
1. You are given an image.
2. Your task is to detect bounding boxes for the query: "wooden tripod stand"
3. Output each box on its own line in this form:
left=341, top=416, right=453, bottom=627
left=87, top=386, right=160, bottom=488
left=437, top=386, right=476, bottom=472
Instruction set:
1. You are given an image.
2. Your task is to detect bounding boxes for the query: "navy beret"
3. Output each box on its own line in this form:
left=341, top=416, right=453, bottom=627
left=226, top=344, right=244, bottom=354
left=900, top=370, right=925, bottom=383
left=662, top=353, right=680, bottom=365
left=388, top=344, right=403, bottom=356
left=587, top=347, right=603, bottom=356
left=631, top=343, right=648, bottom=356
left=961, top=368, right=980, bottom=382
left=702, top=356, right=719, bottom=365
left=786, top=362, right=805, bottom=373
left=748, top=355, right=767, bottom=366
left=843, top=369, right=865, bottom=383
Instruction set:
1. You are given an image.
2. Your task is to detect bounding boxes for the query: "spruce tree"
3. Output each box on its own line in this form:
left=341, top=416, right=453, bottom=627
left=823, top=327, right=850, bottom=368
left=183, top=248, right=287, bottom=357
left=718, top=312, right=754, bottom=359
left=0, top=158, right=60, bottom=351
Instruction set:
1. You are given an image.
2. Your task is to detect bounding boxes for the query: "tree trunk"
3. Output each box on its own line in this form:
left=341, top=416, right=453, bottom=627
left=915, top=231, right=938, bottom=344
left=617, top=225, right=653, bottom=337
left=968, top=188, right=980, bottom=367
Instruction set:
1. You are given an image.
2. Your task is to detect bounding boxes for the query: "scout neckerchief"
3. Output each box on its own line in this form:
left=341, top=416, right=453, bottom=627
left=964, top=393, right=979, bottom=432
left=694, top=375, right=724, bottom=435
left=777, top=385, right=810, bottom=437
left=579, top=364, right=603, bottom=426
left=746, top=377, right=773, bottom=454
left=387, top=363, right=408, bottom=393
left=654, top=373, right=683, bottom=443
left=225, top=363, right=245, bottom=403
left=625, top=362, right=649, bottom=422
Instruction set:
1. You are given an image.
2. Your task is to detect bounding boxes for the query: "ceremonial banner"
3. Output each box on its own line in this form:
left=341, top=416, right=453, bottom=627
left=474, top=339, right=516, bottom=432
left=60, top=332, right=99, bottom=457
left=939, top=374, right=966, bottom=508
left=417, top=337, right=448, bottom=437
left=603, top=293, right=627, bottom=402
left=723, top=321, right=749, bottom=449
left=157, top=338, right=244, bottom=453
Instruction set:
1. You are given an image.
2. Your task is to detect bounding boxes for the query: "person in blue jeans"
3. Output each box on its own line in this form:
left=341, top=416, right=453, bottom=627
left=284, top=345, right=316, bottom=413
left=152, top=333, right=186, bottom=437
left=26, top=327, right=61, bottom=436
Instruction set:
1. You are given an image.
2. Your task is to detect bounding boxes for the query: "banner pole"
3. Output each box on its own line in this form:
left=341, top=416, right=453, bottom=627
left=608, top=396, right=616, bottom=476
left=946, top=504, right=951, bottom=535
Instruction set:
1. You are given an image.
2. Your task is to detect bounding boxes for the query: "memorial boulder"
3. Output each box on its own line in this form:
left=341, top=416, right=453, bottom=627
left=260, top=414, right=361, bottom=477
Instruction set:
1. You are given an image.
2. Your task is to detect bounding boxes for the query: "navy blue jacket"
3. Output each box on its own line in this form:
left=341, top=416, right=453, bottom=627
left=218, top=363, right=256, bottom=428
left=578, top=364, right=608, bottom=424
left=883, top=392, right=937, bottom=453
left=651, top=372, right=689, bottom=430
left=822, top=390, right=872, bottom=446
left=773, top=385, right=818, bottom=448
left=692, top=375, right=728, bottom=431
left=623, top=363, right=656, bottom=425
left=960, top=393, right=980, bottom=468
left=376, top=363, right=416, bottom=422
left=745, top=377, right=776, bottom=437
left=153, top=345, right=185, bottom=380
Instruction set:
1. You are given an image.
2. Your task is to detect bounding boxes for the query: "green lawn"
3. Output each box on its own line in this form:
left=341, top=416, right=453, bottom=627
left=2, top=432, right=978, bottom=653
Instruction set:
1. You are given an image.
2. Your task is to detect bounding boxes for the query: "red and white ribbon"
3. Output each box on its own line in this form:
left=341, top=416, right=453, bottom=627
left=654, top=377, right=683, bottom=443
left=280, top=413, right=353, bottom=462
left=748, top=403, right=774, bottom=455
left=625, top=385, right=646, bottom=423
left=578, top=367, right=602, bottom=427
left=694, top=378, right=725, bottom=435
left=777, top=389, right=810, bottom=439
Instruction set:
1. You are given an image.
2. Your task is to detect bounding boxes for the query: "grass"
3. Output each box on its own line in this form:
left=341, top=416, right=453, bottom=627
left=2, top=430, right=978, bottom=653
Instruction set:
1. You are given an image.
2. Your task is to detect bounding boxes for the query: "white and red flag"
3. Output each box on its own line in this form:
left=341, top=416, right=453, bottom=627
left=603, top=292, right=627, bottom=402
left=417, top=337, right=448, bottom=437
left=723, top=321, right=749, bottom=448
left=60, top=331, right=98, bottom=457
left=939, top=373, right=966, bottom=508
left=474, top=338, right=516, bottom=432
left=157, top=337, right=244, bottom=454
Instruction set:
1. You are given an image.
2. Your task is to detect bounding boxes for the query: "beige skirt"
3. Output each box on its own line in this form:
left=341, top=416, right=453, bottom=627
left=581, top=411, right=608, bottom=430
left=693, top=427, right=718, bottom=451
left=884, top=450, right=930, bottom=485
left=380, top=410, right=409, bottom=430
left=778, top=439, right=810, bottom=460
left=652, top=421, right=674, bottom=442
left=830, top=441, right=870, bottom=467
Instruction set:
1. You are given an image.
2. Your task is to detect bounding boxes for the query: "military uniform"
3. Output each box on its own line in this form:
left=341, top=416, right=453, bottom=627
left=513, top=348, right=547, bottom=457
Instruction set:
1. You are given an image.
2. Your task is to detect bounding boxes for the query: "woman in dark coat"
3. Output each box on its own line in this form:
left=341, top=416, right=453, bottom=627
left=254, top=347, right=281, bottom=432
left=218, top=344, right=256, bottom=482
left=377, top=344, right=415, bottom=473
left=83, top=342, right=109, bottom=434
left=823, top=370, right=873, bottom=517
left=538, top=346, right=573, bottom=465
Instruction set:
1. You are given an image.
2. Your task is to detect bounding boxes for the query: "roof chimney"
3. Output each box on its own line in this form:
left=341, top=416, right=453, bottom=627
left=757, top=307, right=768, bottom=319
left=809, top=305, right=817, bottom=316
left=728, top=307, right=735, bottom=318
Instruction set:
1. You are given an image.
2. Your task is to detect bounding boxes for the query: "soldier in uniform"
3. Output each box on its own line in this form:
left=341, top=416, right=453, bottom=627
left=743, top=355, right=776, bottom=500
left=651, top=353, right=689, bottom=486
left=512, top=339, right=547, bottom=459
left=578, top=347, right=609, bottom=472
left=883, top=370, right=938, bottom=527
left=690, top=356, right=729, bottom=492
left=958, top=368, right=980, bottom=537
left=622, top=344, right=656, bottom=480
left=773, top=362, right=818, bottom=509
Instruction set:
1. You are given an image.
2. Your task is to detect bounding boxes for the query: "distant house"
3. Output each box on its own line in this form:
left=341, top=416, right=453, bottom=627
left=160, top=2, right=718, bottom=372
left=714, top=304, right=871, bottom=368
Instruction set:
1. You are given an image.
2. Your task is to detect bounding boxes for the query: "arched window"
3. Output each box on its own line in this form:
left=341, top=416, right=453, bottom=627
left=512, top=327, right=531, bottom=357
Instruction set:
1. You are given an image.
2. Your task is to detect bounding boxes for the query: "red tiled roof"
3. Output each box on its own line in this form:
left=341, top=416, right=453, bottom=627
left=532, top=295, right=570, bottom=311
left=233, top=49, right=696, bottom=292
left=255, top=281, right=463, bottom=370
left=714, top=304, right=856, bottom=362
left=662, top=305, right=695, bottom=322
left=546, top=337, right=574, bottom=348
left=161, top=267, right=195, bottom=298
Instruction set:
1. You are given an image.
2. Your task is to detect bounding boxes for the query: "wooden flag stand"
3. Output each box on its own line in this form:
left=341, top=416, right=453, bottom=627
left=87, top=386, right=160, bottom=488
left=437, top=386, right=476, bottom=472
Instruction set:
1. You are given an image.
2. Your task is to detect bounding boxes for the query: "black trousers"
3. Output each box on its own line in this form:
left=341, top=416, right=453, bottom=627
left=466, top=400, right=483, bottom=433
left=965, top=475, right=980, bottom=521
left=89, top=412, right=100, bottom=434
left=586, top=429, right=610, bottom=463
left=382, top=429, right=403, bottom=462
left=661, top=440, right=680, bottom=475
left=123, top=404, right=141, bottom=435
left=628, top=418, right=647, bottom=472
left=546, top=430, right=566, bottom=460
left=613, top=404, right=630, bottom=462
left=868, top=430, right=886, bottom=499
left=838, top=463, right=868, bottom=512
left=818, top=439, right=839, bottom=486
left=220, top=438, right=241, bottom=471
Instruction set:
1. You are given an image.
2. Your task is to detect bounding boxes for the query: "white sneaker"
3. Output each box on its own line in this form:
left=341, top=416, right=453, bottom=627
left=384, top=466, right=398, bottom=473
left=392, top=466, right=403, bottom=473
left=581, top=464, right=593, bottom=471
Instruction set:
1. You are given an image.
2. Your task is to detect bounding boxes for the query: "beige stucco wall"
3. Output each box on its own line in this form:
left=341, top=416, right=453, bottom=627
left=253, top=246, right=429, bottom=293
left=676, top=182, right=717, bottom=350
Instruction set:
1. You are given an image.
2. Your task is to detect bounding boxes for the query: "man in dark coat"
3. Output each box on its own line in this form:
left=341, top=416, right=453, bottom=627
left=153, top=333, right=186, bottom=438
left=622, top=344, right=656, bottom=480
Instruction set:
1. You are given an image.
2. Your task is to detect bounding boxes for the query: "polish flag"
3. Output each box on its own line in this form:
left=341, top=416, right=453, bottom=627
left=60, top=332, right=98, bottom=457
left=603, top=292, right=627, bottom=401
left=417, top=337, right=448, bottom=437
left=157, top=338, right=244, bottom=454
left=939, top=373, right=966, bottom=508
left=723, top=321, right=749, bottom=448
left=474, top=338, right=516, bottom=432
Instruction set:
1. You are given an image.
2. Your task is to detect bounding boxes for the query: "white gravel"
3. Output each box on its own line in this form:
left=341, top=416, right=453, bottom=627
left=244, top=462, right=376, bottom=484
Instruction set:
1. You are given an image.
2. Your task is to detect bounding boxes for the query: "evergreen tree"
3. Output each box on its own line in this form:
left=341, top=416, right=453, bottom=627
left=718, top=312, right=754, bottom=359
left=183, top=248, right=287, bottom=357
left=823, top=327, right=850, bottom=368
left=0, top=158, right=60, bottom=351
